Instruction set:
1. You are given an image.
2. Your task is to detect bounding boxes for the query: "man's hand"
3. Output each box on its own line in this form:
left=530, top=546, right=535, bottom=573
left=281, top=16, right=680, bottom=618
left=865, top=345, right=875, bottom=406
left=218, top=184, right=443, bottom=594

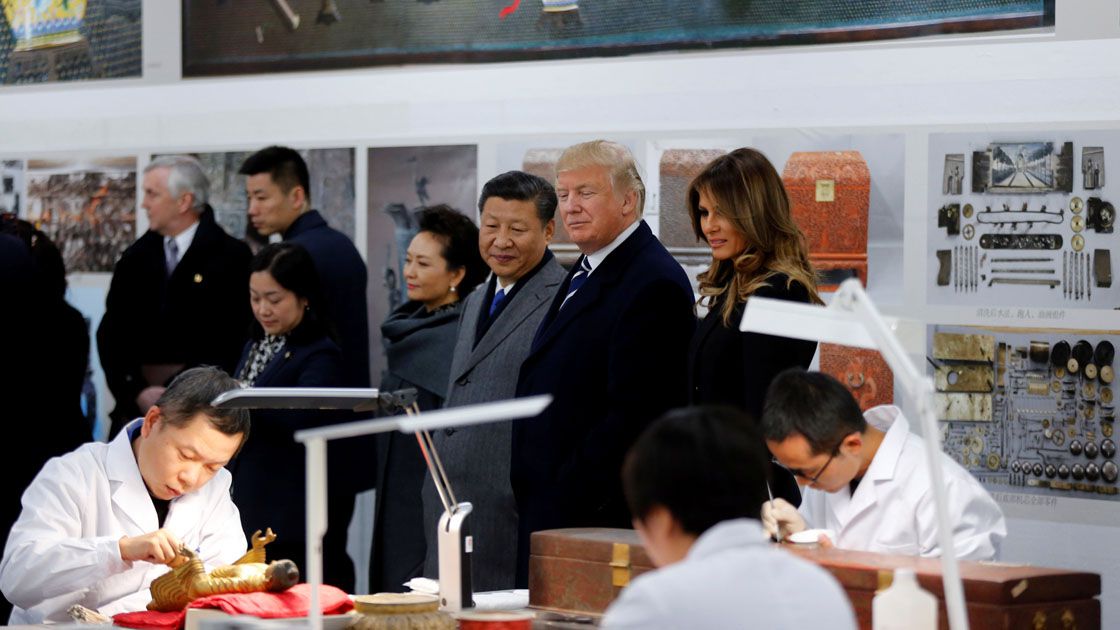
left=136, top=386, right=166, bottom=413
left=760, top=498, right=806, bottom=541
left=119, top=529, right=183, bottom=565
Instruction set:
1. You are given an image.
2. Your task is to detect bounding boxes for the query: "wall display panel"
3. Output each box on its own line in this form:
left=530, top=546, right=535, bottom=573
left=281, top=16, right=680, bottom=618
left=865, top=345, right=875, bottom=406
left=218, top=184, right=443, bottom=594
left=928, top=131, right=1117, bottom=309
left=1, top=159, right=24, bottom=214
left=366, top=144, right=477, bottom=382
left=24, top=156, right=136, bottom=273
left=180, top=0, right=1053, bottom=77
left=160, top=148, right=357, bottom=252
left=930, top=324, right=1120, bottom=502
left=0, top=0, right=141, bottom=85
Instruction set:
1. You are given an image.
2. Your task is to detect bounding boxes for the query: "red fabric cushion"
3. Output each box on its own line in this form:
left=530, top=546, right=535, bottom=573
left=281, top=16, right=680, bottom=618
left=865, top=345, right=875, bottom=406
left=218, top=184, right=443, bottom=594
left=114, top=584, right=353, bottom=630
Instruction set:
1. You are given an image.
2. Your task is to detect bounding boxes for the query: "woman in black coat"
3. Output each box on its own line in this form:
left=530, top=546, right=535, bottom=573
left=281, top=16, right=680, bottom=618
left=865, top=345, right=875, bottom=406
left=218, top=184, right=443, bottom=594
left=371, top=205, right=487, bottom=593
left=230, top=242, right=353, bottom=589
left=685, top=148, right=824, bottom=506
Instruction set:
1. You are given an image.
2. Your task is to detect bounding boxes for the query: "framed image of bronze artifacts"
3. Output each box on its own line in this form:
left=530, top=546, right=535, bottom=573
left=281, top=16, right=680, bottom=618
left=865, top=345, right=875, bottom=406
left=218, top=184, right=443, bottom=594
left=0, top=0, right=142, bottom=85
left=180, top=0, right=1054, bottom=78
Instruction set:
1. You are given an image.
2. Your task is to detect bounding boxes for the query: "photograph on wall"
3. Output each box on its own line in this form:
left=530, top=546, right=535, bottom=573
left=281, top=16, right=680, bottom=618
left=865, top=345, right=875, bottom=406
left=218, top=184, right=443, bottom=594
left=366, top=144, right=477, bottom=381
left=24, top=156, right=136, bottom=273
left=928, top=131, right=1117, bottom=308
left=1084, top=146, right=1105, bottom=190
left=160, top=148, right=356, bottom=251
left=1, top=159, right=23, bottom=215
left=929, top=324, right=1119, bottom=501
left=943, top=153, right=964, bottom=195
left=182, top=0, right=1053, bottom=77
left=0, top=0, right=141, bottom=85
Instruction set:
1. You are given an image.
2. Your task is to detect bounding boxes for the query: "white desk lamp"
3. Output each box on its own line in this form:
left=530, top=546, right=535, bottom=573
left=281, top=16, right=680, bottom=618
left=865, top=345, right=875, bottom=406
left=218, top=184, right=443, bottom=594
left=740, top=278, right=968, bottom=630
left=211, top=389, right=552, bottom=630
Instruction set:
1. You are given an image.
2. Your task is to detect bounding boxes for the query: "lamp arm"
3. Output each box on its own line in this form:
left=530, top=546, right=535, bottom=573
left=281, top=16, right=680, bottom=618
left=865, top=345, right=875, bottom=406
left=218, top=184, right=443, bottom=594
left=834, top=280, right=970, bottom=630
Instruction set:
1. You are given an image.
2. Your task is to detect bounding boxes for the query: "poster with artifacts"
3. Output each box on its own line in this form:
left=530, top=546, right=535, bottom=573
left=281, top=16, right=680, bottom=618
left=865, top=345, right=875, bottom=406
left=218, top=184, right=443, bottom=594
left=928, top=131, right=1117, bottom=309
left=25, top=156, right=136, bottom=273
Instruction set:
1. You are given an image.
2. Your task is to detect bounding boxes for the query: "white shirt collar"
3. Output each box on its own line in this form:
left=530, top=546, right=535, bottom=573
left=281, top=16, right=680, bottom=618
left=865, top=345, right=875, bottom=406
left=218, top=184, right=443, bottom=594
left=165, top=217, right=200, bottom=262
left=495, top=276, right=517, bottom=293
left=583, top=218, right=641, bottom=274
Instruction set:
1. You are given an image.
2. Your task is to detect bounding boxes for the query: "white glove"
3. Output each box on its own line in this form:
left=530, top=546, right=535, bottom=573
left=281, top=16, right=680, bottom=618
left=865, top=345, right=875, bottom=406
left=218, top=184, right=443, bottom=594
left=760, top=498, right=806, bottom=541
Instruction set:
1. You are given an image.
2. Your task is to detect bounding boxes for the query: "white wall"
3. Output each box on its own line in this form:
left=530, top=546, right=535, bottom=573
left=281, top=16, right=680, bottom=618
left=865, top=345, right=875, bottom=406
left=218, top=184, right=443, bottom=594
left=3, top=0, right=1120, bottom=622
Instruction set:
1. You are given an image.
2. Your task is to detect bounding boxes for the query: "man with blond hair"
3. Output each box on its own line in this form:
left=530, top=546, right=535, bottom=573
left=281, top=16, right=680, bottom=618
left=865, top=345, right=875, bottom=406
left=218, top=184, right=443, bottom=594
left=512, top=140, right=695, bottom=586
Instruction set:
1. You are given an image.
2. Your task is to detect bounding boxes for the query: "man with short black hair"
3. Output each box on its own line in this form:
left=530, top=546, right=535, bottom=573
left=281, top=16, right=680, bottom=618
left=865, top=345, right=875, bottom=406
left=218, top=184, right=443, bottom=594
left=0, top=367, right=250, bottom=624
left=420, top=170, right=567, bottom=590
left=239, top=146, right=368, bottom=592
left=99, top=156, right=252, bottom=437
left=761, top=369, right=1006, bottom=560
left=601, top=406, right=854, bottom=629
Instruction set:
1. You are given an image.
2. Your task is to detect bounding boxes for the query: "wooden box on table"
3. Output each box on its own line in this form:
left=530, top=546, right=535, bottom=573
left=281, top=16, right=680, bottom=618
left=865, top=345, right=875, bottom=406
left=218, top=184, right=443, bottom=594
left=527, top=528, right=654, bottom=619
left=528, top=528, right=1101, bottom=629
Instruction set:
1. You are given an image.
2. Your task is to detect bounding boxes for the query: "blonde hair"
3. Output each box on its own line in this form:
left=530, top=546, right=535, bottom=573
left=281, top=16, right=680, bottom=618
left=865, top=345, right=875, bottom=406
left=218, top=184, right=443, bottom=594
left=687, top=148, right=823, bottom=325
left=556, top=140, right=646, bottom=216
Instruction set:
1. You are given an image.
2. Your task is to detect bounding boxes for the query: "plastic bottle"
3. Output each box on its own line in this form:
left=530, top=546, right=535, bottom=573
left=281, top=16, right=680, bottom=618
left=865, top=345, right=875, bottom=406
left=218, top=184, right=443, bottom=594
left=872, top=567, right=938, bottom=630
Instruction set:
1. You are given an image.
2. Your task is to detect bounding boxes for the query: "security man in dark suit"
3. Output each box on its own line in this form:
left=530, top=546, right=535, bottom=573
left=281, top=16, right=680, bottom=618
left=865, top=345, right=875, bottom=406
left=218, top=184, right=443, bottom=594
left=512, top=140, right=696, bottom=586
left=238, top=146, right=369, bottom=593
left=239, top=146, right=371, bottom=390
left=98, top=156, right=251, bottom=438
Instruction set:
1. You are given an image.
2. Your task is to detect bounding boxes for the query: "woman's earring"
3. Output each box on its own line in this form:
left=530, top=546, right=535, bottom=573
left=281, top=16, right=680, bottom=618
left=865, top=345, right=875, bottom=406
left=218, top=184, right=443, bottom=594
left=450, top=285, right=457, bottom=293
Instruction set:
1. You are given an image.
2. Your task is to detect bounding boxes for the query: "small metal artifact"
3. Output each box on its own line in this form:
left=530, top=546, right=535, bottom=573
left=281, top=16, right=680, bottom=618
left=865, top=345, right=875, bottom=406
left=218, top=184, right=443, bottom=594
left=147, top=528, right=299, bottom=612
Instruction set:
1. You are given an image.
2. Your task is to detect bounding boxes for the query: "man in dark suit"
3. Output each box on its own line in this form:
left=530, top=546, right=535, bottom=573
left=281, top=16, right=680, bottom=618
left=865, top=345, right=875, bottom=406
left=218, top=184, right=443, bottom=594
left=419, top=171, right=567, bottom=590
left=238, top=146, right=370, bottom=389
left=238, top=146, right=369, bottom=592
left=98, top=156, right=252, bottom=438
left=512, top=140, right=696, bottom=586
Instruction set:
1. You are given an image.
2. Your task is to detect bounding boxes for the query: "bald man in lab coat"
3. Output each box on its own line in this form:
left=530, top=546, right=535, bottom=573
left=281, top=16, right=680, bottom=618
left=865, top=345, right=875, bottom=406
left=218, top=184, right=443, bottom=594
left=0, top=368, right=249, bottom=624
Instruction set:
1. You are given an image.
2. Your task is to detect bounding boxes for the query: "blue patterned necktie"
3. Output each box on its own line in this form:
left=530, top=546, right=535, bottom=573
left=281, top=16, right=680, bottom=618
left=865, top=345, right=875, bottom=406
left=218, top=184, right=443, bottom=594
left=561, top=256, right=592, bottom=308
left=165, top=239, right=179, bottom=277
left=489, top=287, right=507, bottom=318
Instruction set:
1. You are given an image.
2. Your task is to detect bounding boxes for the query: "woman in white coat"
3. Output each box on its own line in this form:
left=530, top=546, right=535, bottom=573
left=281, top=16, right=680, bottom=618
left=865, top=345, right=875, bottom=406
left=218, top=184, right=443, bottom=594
left=0, top=368, right=249, bottom=624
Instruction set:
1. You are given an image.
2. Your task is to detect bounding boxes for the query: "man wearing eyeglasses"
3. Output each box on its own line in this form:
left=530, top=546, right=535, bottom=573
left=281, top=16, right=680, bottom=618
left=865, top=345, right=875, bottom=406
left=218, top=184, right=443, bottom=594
left=759, top=369, right=1006, bottom=561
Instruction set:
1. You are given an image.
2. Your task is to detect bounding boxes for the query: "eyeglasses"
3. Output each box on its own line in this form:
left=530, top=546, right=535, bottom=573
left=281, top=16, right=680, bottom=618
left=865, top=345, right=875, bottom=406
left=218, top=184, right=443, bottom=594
left=773, top=444, right=840, bottom=485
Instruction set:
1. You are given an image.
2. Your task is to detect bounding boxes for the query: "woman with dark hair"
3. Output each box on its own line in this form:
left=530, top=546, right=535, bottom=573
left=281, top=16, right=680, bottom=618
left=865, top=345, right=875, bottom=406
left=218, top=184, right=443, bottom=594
left=371, top=204, right=487, bottom=592
left=0, top=217, right=90, bottom=620
left=229, top=241, right=353, bottom=588
left=685, top=148, right=824, bottom=506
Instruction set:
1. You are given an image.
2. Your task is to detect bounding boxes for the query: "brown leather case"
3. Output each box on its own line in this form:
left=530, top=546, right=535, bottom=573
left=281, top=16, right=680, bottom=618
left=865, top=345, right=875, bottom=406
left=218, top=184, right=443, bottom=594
left=819, top=343, right=894, bottom=410
left=528, top=528, right=1101, bottom=630
left=782, top=151, right=871, bottom=291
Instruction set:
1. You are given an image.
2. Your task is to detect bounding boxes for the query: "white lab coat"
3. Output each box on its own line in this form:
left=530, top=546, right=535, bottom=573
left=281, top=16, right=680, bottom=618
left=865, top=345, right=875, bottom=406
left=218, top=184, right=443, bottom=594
left=601, top=519, right=855, bottom=629
left=798, top=405, right=1007, bottom=561
left=0, top=419, right=247, bottom=624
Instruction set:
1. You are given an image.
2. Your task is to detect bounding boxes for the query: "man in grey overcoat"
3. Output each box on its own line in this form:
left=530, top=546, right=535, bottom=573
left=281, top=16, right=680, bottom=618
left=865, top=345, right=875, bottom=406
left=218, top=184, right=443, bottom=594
left=420, top=171, right=567, bottom=590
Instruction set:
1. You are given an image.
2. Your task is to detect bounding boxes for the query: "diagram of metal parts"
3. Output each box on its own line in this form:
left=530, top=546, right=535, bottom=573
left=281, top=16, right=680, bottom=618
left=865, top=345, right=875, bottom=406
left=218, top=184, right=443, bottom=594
left=930, top=326, right=1120, bottom=501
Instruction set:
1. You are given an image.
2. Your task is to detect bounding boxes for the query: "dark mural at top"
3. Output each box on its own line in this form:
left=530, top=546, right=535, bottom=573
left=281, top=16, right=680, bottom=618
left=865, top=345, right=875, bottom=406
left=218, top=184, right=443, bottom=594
left=182, top=0, right=1054, bottom=77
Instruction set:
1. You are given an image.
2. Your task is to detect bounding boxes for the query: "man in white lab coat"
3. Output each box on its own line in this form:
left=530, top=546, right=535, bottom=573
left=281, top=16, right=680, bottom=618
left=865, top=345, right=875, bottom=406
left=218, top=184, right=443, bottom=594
left=0, top=367, right=250, bottom=624
left=601, top=406, right=855, bottom=630
left=760, top=369, right=1006, bottom=561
